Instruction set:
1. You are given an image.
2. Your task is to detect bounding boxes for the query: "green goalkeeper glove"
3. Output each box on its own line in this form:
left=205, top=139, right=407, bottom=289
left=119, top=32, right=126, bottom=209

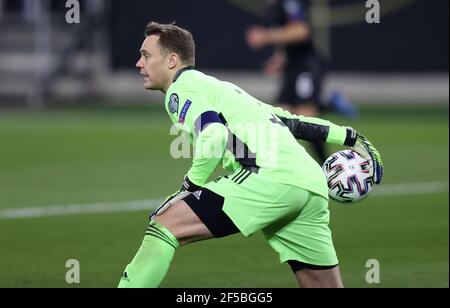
left=150, top=176, right=201, bottom=219
left=351, top=132, right=384, bottom=185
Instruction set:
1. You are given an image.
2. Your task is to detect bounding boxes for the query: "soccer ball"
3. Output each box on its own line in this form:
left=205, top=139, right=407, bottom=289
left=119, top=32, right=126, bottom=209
left=322, top=150, right=374, bottom=203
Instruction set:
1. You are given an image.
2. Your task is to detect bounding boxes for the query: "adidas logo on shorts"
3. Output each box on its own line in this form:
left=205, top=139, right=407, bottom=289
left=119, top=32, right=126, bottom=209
left=193, top=190, right=203, bottom=200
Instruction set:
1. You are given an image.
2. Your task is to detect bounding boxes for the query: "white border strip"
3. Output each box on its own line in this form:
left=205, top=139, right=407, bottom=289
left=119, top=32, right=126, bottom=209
left=0, top=199, right=163, bottom=220
left=0, top=182, right=447, bottom=220
left=373, top=181, right=449, bottom=197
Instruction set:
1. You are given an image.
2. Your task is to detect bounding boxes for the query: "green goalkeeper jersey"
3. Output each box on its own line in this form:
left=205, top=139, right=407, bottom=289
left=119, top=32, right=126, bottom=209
left=164, top=68, right=353, bottom=199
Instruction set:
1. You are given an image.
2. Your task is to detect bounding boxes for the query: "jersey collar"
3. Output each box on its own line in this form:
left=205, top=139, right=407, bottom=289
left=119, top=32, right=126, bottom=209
left=173, top=66, right=195, bottom=83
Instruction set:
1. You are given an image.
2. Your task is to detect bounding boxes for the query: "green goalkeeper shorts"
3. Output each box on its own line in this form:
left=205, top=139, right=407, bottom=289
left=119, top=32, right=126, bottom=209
left=202, top=168, right=339, bottom=266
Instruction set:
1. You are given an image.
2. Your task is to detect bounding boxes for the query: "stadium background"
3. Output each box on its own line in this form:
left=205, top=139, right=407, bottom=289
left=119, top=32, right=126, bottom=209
left=0, top=0, right=448, bottom=287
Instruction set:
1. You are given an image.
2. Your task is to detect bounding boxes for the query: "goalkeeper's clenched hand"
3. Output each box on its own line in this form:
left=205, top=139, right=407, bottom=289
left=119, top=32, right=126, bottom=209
left=149, top=176, right=201, bottom=219
left=351, top=132, right=384, bottom=185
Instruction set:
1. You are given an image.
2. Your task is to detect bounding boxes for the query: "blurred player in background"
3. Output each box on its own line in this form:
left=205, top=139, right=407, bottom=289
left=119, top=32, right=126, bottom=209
left=246, top=0, right=358, bottom=164
left=118, top=22, right=383, bottom=288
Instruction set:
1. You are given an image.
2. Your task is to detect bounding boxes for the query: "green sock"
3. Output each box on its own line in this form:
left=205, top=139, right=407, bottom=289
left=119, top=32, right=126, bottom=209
left=118, top=220, right=180, bottom=288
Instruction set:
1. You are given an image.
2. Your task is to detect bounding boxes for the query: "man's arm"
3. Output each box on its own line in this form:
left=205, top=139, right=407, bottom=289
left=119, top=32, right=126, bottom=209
left=246, top=22, right=310, bottom=50
left=271, top=105, right=384, bottom=184
left=150, top=113, right=228, bottom=219
left=271, top=106, right=357, bottom=146
left=247, top=21, right=310, bottom=49
left=246, top=0, right=310, bottom=49
left=266, top=21, right=310, bottom=46
left=167, top=89, right=229, bottom=190
left=185, top=113, right=228, bottom=189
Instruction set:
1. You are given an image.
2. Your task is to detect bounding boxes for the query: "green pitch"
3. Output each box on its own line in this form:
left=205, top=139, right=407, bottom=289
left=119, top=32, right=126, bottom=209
left=0, top=104, right=448, bottom=288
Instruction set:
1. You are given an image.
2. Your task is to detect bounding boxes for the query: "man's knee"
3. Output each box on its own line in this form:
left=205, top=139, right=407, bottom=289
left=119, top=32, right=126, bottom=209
left=288, top=261, right=344, bottom=288
left=145, top=220, right=180, bottom=249
left=153, top=200, right=214, bottom=246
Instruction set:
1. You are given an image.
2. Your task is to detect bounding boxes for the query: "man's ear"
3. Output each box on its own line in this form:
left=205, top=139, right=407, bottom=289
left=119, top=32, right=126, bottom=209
left=168, top=53, right=178, bottom=69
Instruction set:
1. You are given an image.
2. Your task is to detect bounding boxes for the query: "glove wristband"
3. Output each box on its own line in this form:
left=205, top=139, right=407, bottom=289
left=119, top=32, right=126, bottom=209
left=344, top=128, right=358, bottom=147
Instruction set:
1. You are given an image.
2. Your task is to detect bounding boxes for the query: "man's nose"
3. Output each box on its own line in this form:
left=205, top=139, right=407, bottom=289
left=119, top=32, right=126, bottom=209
left=136, top=57, right=143, bottom=69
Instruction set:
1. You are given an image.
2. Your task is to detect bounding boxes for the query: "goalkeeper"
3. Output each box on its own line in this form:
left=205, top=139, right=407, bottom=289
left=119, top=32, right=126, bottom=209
left=118, top=22, right=383, bottom=288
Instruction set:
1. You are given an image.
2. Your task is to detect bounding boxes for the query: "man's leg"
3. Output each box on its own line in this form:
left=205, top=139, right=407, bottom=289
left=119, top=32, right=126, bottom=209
left=264, top=190, right=342, bottom=288
left=154, top=200, right=214, bottom=246
left=288, top=261, right=344, bottom=288
left=295, top=267, right=344, bottom=288
left=118, top=200, right=214, bottom=288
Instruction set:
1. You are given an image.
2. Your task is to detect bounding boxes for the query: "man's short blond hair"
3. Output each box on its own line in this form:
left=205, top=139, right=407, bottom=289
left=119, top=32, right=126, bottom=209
left=145, top=22, right=195, bottom=67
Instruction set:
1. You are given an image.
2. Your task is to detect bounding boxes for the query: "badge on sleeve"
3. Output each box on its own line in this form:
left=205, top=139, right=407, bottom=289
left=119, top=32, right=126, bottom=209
left=179, top=100, right=192, bottom=124
left=168, top=94, right=179, bottom=114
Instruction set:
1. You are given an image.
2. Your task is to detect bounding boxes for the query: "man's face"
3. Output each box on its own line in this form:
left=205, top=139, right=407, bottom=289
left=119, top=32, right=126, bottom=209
left=136, top=35, right=170, bottom=91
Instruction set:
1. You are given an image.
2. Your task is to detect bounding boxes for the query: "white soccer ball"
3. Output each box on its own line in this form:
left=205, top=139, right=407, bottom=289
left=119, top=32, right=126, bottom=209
left=322, top=150, right=374, bottom=204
